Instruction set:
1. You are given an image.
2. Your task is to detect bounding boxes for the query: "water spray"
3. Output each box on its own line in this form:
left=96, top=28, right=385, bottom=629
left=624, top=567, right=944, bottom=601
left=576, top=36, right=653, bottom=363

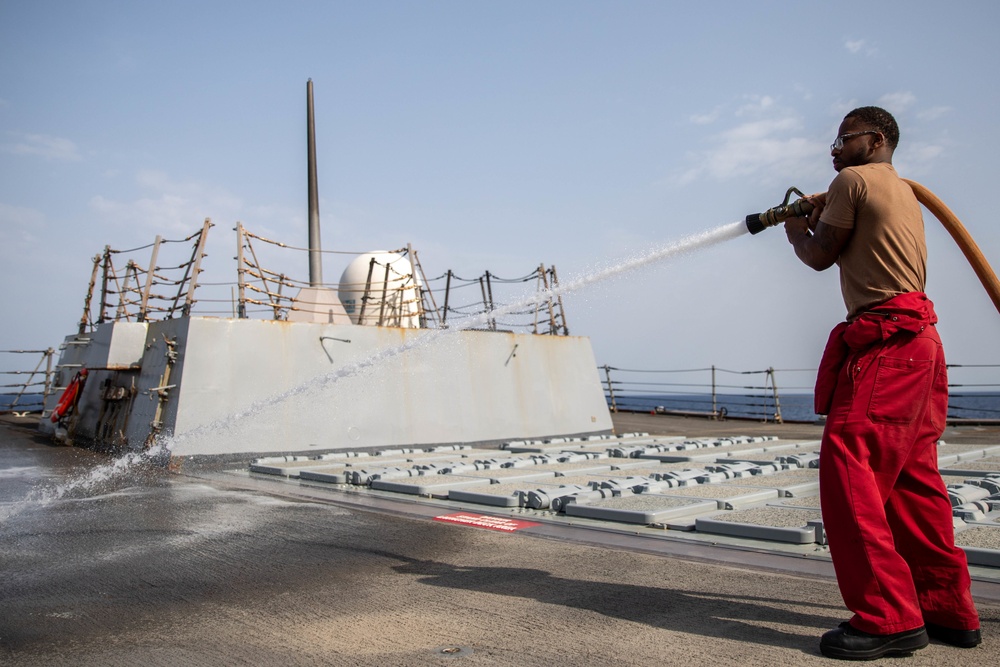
left=18, top=179, right=997, bottom=517
left=167, top=220, right=749, bottom=453
left=744, top=186, right=815, bottom=235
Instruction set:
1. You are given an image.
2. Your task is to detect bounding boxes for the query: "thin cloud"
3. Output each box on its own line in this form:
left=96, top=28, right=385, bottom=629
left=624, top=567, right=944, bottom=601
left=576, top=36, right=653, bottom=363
left=877, top=91, right=917, bottom=113
left=917, top=106, right=952, bottom=121
left=689, top=108, right=721, bottom=125
left=908, top=143, right=945, bottom=162
left=844, top=39, right=877, bottom=56
left=894, top=142, right=945, bottom=178
left=674, top=106, right=827, bottom=186
left=90, top=170, right=244, bottom=236
left=736, top=95, right=775, bottom=116
left=0, top=203, right=46, bottom=247
left=88, top=169, right=301, bottom=248
left=3, top=132, right=82, bottom=161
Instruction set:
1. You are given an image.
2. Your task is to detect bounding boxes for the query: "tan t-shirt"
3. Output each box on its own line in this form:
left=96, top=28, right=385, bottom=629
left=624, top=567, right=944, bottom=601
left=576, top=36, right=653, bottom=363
left=819, top=163, right=926, bottom=320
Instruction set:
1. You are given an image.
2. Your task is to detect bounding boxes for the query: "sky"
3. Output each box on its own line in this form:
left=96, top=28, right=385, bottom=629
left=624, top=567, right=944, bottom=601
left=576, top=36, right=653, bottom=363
left=2, top=0, right=999, bottom=389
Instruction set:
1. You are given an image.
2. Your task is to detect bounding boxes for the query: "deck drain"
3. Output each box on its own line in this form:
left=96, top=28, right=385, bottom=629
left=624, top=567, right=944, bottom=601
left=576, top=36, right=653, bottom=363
left=435, top=646, right=473, bottom=658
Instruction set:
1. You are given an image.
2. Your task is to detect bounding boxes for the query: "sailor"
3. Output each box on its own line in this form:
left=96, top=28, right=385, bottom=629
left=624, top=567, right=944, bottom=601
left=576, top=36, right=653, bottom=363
left=783, top=106, right=981, bottom=660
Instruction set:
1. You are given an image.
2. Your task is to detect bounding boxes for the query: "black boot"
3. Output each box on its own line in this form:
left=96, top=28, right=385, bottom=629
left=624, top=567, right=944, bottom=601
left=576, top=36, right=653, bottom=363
left=925, top=622, right=982, bottom=648
left=820, top=622, right=929, bottom=660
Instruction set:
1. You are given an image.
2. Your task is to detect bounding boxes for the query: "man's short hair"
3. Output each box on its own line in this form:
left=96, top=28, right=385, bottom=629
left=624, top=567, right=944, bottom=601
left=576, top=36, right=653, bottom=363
left=845, top=106, right=900, bottom=150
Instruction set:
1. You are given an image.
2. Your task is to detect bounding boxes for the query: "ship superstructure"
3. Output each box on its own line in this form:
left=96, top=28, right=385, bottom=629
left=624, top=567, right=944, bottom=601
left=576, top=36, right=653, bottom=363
left=39, top=82, right=612, bottom=459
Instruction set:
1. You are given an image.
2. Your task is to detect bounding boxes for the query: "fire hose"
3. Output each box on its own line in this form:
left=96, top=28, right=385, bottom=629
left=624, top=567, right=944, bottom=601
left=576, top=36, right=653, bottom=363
left=746, top=183, right=1000, bottom=315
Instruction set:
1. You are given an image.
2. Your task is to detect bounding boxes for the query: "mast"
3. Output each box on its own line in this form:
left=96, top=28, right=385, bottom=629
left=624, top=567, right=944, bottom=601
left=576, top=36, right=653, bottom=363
left=307, top=79, right=323, bottom=286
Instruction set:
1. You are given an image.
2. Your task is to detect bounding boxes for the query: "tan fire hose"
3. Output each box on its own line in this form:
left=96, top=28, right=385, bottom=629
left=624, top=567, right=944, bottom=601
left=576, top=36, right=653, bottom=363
left=903, top=179, right=1000, bottom=316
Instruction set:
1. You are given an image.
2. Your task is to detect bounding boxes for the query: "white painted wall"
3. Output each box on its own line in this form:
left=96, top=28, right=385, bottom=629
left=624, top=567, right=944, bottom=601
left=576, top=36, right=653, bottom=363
left=117, top=317, right=612, bottom=457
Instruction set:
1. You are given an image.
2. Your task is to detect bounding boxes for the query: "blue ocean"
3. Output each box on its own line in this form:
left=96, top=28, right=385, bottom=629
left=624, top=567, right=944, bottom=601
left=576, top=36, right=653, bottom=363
left=6, top=391, right=998, bottom=423
left=606, top=391, right=1000, bottom=423
left=1, top=393, right=45, bottom=412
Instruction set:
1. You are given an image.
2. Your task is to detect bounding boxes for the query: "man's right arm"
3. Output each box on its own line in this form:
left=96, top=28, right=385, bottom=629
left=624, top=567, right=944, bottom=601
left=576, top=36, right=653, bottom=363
left=785, top=218, right=853, bottom=271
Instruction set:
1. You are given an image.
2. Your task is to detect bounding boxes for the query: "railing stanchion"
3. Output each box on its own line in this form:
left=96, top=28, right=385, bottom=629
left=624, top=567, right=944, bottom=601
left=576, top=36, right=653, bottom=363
left=603, top=365, right=618, bottom=413
left=769, top=367, right=783, bottom=424
left=711, top=365, right=717, bottom=419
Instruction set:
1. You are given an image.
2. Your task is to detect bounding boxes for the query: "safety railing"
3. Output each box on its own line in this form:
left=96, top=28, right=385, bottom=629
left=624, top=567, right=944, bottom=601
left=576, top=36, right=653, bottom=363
left=0, top=348, right=56, bottom=414
left=78, top=220, right=213, bottom=332
left=233, top=222, right=569, bottom=335
left=599, top=363, right=1000, bottom=424
left=600, top=365, right=799, bottom=423
left=947, top=363, right=1000, bottom=422
left=234, top=223, right=420, bottom=323
left=426, top=264, right=568, bottom=335
left=60, top=219, right=570, bottom=336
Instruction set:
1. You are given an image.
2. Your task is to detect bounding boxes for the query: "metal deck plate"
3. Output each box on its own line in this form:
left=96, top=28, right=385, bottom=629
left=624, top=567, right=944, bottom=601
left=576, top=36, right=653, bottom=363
left=245, top=432, right=1000, bottom=561
left=563, top=493, right=720, bottom=524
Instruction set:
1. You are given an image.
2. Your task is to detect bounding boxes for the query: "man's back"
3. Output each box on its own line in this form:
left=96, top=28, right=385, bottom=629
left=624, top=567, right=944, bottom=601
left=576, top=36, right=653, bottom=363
left=820, top=162, right=927, bottom=319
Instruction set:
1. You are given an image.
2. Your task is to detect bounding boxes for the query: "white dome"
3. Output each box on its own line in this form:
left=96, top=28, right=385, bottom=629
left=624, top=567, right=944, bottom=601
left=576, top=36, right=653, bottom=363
left=337, top=251, right=422, bottom=327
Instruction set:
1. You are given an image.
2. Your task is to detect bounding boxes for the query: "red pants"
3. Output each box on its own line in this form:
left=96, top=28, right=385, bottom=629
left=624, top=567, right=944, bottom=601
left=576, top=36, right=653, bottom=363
left=818, top=297, right=979, bottom=634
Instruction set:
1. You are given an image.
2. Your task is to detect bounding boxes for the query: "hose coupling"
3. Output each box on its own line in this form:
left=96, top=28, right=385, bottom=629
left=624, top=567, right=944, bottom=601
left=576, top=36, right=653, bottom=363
left=746, top=187, right=816, bottom=235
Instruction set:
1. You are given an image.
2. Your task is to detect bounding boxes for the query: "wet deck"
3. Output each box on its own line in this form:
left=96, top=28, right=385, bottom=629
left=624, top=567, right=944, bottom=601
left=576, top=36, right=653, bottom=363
left=2, top=412, right=998, bottom=666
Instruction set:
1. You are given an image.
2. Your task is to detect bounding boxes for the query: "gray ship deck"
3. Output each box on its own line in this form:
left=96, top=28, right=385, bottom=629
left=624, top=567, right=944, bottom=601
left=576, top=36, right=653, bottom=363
left=2, top=412, right=998, bottom=666
left=235, top=412, right=1000, bottom=575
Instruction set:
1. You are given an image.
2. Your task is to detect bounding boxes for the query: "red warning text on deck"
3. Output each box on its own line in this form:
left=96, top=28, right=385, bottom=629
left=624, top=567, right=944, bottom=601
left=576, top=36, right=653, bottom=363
left=434, top=513, right=540, bottom=532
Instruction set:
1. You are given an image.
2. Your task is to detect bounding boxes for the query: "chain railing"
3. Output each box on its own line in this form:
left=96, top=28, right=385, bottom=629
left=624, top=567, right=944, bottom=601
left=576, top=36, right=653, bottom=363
left=78, top=220, right=213, bottom=332
left=428, top=264, right=568, bottom=335
left=599, top=363, right=1000, bottom=424
left=0, top=348, right=56, bottom=414
left=56, top=218, right=575, bottom=336
left=233, top=222, right=570, bottom=335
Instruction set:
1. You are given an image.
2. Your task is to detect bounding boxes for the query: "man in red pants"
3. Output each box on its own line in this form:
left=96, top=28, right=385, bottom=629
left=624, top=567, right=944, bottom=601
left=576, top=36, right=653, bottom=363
left=783, top=106, right=981, bottom=660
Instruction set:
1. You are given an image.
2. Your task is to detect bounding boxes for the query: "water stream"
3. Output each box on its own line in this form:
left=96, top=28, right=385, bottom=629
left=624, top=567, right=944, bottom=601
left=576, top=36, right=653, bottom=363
left=2, top=220, right=748, bottom=519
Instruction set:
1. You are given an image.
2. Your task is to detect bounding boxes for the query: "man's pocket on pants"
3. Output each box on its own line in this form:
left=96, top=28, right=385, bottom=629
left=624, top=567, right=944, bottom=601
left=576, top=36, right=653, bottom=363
left=867, top=356, right=934, bottom=424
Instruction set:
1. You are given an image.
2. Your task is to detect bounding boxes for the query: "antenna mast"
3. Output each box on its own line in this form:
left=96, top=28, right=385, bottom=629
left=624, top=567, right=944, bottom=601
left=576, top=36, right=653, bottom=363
left=306, top=79, right=323, bottom=286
